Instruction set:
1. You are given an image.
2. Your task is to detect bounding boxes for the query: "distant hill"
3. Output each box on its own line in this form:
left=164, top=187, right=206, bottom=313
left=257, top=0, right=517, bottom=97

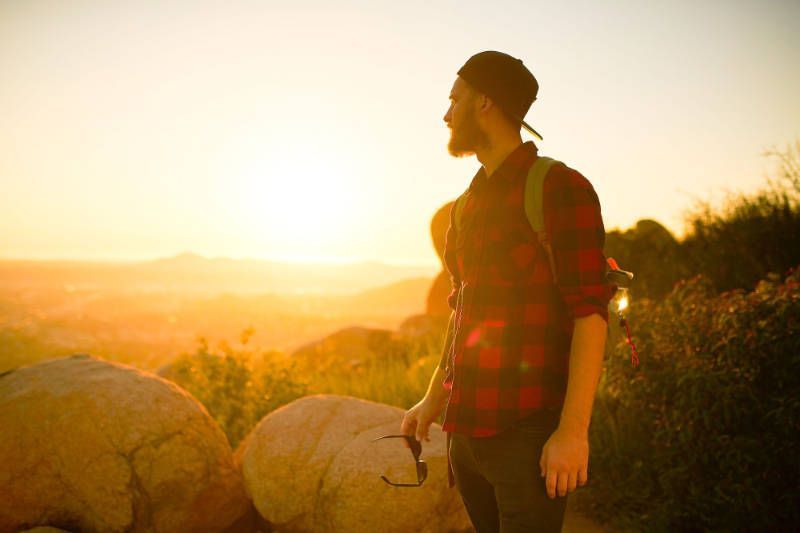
left=0, top=254, right=437, bottom=295
left=344, top=277, right=431, bottom=314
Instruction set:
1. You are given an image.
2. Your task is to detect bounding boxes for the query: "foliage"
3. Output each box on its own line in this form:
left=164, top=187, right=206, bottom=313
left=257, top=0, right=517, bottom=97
left=581, top=268, right=800, bottom=531
left=290, top=321, right=446, bottom=409
left=764, top=140, right=800, bottom=196
left=681, top=190, right=800, bottom=294
left=166, top=326, right=448, bottom=448
left=607, top=141, right=800, bottom=300
left=168, top=332, right=308, bottom=448
left=305, top=335, right=442, bottom=410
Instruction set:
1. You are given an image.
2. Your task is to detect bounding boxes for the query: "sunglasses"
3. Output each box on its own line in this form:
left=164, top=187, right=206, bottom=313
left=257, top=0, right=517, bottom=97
left=372, top=434, right=428, bottom=487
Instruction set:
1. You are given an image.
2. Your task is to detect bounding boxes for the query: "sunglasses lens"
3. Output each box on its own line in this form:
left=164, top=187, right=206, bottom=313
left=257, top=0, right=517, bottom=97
left=417, top=461, right=428, bottom=483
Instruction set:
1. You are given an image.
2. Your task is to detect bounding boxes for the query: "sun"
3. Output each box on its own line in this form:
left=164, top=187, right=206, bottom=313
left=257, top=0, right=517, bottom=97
left=261, top=162, right=348, bottom=241
left=230, top=148, right=362, bottom=255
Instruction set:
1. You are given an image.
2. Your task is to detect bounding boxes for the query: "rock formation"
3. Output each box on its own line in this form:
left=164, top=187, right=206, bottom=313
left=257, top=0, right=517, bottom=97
left=426, top=271, right=453, bottom=317
left=604, top=218, right=681, bottom=299
left=0, top=355, right=252, bottom=532
left=236, top=394, right=471, bottom=532
left=430, top=202, right=453, bottom=263
left=427, top=201, right=455, bottom=317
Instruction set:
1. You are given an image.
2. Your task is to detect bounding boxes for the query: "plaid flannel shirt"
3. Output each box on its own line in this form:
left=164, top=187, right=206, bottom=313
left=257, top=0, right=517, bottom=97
left=440, top=141, right=613, bottom=437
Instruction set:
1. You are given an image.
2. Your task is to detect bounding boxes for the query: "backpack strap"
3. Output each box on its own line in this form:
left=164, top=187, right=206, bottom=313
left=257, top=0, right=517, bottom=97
left=451, top=156, right=562, bottom=282
left=524, top=156, right=561, bottom=283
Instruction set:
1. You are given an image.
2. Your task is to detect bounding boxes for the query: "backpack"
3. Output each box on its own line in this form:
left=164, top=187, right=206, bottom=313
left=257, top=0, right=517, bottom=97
left=451, top=156, right=639, bottom=366
left=452, top=156, right=562, bottom=282
left=452, top=156, right=635, bottom=289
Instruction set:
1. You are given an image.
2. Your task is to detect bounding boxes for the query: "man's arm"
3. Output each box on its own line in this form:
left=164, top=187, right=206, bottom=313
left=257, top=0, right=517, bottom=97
left=402, top=199, right=462, bottom=442
left=540, top=313, right=607, bottom=498
left=401, top=311, right=454, bottom=442
left=539, top=165, right=614, bottom=498
left=559, top=313, right=608, bottom=434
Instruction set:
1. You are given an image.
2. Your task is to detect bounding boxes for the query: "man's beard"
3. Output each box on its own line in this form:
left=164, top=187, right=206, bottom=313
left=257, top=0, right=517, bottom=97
left=447, top=108, right=489, bottom=157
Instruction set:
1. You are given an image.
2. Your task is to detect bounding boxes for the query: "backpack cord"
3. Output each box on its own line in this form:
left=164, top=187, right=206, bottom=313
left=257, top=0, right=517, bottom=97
left=620, top=316, right=640, bottom=368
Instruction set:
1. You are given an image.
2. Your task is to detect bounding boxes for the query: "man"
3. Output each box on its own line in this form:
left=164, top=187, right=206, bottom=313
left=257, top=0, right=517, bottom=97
left=401, top=51, right=613, bottom=532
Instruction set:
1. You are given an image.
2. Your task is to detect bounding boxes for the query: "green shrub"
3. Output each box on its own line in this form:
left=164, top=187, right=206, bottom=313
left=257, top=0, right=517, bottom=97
left=306, top=348, right=440, bottom=410
left=681, top=190, right=800, bottom=294
left=582, top=268, right=800, bottom=531
left=298, top=324, right=448, bottom=410
left=166, top=328, right=445, bottom=447
left=605, top=141, right=800, bottom=301
left=679, top=142, right=800, bottom=295
left=168, top=335, right=308, bottom=448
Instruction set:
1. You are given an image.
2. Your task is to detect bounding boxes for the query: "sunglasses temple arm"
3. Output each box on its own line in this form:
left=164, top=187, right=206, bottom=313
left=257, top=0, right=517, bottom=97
left=380, top=476, right=423, bottom=487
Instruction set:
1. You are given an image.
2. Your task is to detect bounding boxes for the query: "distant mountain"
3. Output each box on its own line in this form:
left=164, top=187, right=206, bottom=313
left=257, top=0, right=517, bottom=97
left=0, top=254, right=437, bottom=295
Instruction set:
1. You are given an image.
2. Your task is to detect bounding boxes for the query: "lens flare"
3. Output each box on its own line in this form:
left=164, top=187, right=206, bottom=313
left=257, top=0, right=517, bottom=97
left=618, top=293, right=629, bottom=312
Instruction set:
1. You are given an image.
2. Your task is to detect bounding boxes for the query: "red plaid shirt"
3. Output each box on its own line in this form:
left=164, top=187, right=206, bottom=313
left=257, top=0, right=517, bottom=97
left=440, top=141, right=613, bottom=437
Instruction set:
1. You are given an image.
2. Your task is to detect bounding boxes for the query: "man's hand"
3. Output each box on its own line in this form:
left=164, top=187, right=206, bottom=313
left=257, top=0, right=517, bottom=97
left=401, top=396, right=446, bottom=443
left=539, top=426, right=589, bottom=498
left=401, top=364, right=449, bottom=442
left=539, top=313, right=606, bottom=498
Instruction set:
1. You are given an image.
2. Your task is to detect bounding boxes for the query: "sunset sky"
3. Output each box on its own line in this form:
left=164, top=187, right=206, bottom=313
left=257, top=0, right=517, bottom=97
left=1, top=0, right=798, bottom=267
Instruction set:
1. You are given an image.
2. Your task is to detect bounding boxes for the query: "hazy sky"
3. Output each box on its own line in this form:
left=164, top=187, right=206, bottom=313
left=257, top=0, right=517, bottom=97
left=2, top=0, right=798, bottom=266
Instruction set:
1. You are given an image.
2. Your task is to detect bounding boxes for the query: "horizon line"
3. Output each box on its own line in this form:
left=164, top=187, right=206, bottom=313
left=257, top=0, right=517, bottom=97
left=0, top=251, right=441, bottom=269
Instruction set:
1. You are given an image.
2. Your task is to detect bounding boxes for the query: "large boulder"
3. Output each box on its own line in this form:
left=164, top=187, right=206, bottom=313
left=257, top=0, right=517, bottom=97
left=604, top=218, right=682, bottom=299
left=236, top=394, right=471, bottom=532
left=426, top=270, right=452, bottom=317
left=427, top=201, right=456, bottom=317
left=430, top=201, right=454, bottom=262
left=0, top=355, right=252, bottom=532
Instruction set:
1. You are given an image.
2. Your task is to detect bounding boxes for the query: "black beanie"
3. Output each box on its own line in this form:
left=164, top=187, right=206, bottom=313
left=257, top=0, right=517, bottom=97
left=457, top=51, right=542, bottom=140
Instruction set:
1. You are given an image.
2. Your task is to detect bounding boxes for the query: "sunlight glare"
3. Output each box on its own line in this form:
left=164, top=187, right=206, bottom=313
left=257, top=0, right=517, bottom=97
left=231, top=143, right=361, bottom=252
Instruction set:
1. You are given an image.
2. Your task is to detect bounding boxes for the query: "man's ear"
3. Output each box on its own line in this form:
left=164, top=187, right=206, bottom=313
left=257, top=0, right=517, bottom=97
left=478, top=94, right=494, bottom=113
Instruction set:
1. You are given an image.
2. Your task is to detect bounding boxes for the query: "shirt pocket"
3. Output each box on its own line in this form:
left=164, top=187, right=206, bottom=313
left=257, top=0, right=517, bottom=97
left=491, top=222, right=541, bottom=285
left=455, top=205, right=484, bottom=281
left=455, top=199, right=480, bottom=250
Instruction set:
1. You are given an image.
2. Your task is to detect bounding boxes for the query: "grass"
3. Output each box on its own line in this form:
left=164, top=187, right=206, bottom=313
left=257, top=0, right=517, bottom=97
left=305, top=350, right=440, bottom=410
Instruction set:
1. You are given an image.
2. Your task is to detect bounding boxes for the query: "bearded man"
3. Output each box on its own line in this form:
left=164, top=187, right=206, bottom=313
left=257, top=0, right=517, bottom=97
left=401, top=51, right=614, bottom=533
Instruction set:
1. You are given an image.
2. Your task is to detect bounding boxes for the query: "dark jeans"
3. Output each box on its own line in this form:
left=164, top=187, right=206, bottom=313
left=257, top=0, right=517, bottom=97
left=449, top=412, right=567, bottom=533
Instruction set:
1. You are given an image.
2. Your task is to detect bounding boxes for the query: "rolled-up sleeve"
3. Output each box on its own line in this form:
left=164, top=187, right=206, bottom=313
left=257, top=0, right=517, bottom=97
left=544, top=166, right=613, bottom=322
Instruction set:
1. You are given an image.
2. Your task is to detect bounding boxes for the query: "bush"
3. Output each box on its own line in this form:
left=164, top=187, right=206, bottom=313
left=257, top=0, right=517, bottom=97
left=166, top=327, right=446, bottom=447
left=306, top=347, right=441, bottom=410
left=681, top=191, right=800, bottom=295
left=606, top=141, right=800, bottom=300
left=581, top=268, right=800, bottom=531
left=679, top=142, right=800, bottom=295
left=168, top=334, right=308, bottom=448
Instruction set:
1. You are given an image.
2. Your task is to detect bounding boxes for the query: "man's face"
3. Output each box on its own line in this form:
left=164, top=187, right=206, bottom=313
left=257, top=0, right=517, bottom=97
left=443, top=77, right=489, bottom=157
